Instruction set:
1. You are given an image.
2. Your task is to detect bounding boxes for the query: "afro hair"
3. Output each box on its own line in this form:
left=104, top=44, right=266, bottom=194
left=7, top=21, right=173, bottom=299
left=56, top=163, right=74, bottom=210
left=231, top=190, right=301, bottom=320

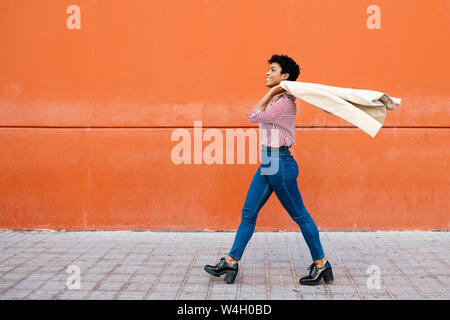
left=267, top=54, right=300, bottom=81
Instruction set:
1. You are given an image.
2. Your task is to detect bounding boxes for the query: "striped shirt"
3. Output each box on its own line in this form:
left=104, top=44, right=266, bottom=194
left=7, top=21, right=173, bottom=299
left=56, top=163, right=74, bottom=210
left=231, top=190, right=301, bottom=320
left=246, top=92, right=297, bottom=148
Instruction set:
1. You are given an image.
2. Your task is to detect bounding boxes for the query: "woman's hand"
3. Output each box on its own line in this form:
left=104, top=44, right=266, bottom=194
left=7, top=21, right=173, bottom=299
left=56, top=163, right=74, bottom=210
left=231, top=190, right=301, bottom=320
left=252, top=84, right=288, bottom=112
left=269, top=84, right=286, bottom=96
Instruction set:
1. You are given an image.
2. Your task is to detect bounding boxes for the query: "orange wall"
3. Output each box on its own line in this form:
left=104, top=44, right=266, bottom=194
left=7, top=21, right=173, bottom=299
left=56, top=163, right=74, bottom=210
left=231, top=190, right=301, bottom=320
left=0, top=0, right=448, bottom=230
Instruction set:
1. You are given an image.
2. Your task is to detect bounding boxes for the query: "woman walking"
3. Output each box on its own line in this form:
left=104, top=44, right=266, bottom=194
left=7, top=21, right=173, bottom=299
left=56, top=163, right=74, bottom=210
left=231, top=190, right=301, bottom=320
left=204, top=54, right=333, bottom=286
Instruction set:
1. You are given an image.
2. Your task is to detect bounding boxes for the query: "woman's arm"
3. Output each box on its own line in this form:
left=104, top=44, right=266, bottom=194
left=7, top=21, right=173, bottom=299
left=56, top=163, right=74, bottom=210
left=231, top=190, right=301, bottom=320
left=247, top=95, right=293, bottom=123
left=254, top=85, right=286, bottom=111
left=246, top=85, right=291, bottom=123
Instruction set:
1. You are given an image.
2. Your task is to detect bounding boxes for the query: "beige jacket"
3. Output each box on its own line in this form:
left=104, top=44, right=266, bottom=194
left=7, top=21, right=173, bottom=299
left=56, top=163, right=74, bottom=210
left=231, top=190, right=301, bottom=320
left=279, top=80, right=402, bottom=138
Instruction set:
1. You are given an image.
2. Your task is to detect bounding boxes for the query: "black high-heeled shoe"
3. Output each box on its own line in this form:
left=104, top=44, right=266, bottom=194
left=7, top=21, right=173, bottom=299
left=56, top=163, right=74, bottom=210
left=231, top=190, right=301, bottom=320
left=204, top=257, right=239, bottom=284
left=299, top=260, right=334, bottom=286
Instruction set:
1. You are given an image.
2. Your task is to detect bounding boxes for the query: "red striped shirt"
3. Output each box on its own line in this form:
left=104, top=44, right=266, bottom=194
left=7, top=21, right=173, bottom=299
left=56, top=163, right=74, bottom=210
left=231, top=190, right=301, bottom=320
left=246, top=93, right=297, bottom=148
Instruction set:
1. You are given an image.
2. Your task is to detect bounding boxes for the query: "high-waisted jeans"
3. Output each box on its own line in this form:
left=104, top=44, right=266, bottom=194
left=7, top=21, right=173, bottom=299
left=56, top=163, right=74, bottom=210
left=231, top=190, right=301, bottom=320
left=228, top=148, right=325, bottom=261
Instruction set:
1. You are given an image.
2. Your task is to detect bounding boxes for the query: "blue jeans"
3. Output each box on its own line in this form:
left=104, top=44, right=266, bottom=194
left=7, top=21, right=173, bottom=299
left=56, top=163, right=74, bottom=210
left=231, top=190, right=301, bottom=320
left=228, top=148, right=325, bottom=261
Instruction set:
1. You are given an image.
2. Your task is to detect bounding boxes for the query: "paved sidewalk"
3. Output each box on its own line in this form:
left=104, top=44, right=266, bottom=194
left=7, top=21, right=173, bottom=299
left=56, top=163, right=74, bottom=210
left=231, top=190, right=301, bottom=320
left=0, top=230, right=448, bottom=300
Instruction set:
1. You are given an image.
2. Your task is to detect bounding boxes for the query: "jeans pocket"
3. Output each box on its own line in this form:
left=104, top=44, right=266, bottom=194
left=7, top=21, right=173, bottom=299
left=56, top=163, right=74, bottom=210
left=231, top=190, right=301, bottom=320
left=282, top=158, right=295, bottom=178
left=290, top=159, right=299, bottom=177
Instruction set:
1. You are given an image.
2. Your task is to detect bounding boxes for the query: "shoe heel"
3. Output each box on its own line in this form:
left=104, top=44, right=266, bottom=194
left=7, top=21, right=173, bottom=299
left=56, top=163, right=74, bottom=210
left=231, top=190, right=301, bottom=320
left=323, top=269, right=334, bottom=283
left=224, top=270, right=237, bottom=284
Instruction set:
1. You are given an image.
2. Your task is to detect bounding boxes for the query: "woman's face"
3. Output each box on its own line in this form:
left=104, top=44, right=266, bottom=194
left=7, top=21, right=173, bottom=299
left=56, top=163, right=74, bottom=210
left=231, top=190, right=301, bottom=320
left=265, top=62, right=289, bottom=88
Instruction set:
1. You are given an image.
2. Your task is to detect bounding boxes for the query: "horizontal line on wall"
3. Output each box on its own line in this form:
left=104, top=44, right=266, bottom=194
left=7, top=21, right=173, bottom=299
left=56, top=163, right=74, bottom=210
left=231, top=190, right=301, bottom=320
left=0, top=126, right=449, bottom=129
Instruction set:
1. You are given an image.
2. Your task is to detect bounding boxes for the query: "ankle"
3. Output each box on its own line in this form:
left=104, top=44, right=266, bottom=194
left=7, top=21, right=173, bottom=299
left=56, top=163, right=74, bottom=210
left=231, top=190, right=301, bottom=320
left=313, top=258, right=327, bottom=267
left=226, top=256, right=238, bottom=265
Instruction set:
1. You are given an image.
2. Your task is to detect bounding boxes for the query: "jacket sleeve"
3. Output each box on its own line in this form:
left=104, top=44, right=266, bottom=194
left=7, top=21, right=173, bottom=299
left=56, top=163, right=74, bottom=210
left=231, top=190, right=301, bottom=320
left=246, top=96, right=293, bottom=123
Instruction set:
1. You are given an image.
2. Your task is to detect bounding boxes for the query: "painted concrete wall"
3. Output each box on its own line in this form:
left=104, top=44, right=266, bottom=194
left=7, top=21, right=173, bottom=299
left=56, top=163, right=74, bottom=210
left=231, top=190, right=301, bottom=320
left=0, top=0, right=448, bottom=230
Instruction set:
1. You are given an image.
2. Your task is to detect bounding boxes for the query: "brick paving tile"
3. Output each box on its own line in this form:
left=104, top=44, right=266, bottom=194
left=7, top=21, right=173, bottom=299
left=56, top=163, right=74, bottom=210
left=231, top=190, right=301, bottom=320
left=0, top=230, right=448, bottom=300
